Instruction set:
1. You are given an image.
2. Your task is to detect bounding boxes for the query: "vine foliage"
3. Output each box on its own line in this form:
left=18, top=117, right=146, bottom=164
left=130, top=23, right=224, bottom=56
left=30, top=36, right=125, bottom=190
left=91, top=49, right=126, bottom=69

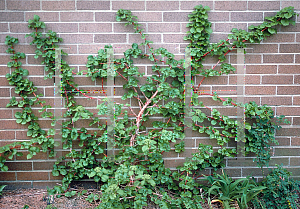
left=1, top=5, right=296, bottom=208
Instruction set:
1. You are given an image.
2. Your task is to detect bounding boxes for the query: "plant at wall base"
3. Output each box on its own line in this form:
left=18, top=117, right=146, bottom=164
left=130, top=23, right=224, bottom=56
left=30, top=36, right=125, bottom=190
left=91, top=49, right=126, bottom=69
left=0, top=185, right=6, bottom=196
left=1, top=5, right=298, bottom=208
left=206, top=170, right=266, bottom=209
left=253, top=165, right=300, bottom=209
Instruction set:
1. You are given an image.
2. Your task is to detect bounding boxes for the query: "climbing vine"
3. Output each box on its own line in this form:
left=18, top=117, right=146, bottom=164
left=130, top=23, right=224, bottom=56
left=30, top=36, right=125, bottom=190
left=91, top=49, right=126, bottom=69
left=1, top=5, right=296, bottom=208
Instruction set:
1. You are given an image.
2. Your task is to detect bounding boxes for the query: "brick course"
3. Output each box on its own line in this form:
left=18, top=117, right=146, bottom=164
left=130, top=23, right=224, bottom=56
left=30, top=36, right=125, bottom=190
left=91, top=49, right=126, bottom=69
left=0, top=0, right=299, bottom=189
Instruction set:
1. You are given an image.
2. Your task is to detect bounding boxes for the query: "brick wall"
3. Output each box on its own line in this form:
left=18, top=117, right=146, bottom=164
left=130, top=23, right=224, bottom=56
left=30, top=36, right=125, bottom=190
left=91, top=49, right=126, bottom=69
left=0, top=0, right=299, bottom=189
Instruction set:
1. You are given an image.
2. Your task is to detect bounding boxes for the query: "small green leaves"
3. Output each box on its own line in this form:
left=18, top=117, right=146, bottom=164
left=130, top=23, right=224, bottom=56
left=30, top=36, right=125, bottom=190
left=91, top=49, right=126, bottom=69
left=175, top=141, right=185, bottom=153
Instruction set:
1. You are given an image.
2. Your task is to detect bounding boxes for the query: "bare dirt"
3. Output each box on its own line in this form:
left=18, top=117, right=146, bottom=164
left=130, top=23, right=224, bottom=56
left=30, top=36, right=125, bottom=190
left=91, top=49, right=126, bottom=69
left=0, top=187, right=222, bottom=209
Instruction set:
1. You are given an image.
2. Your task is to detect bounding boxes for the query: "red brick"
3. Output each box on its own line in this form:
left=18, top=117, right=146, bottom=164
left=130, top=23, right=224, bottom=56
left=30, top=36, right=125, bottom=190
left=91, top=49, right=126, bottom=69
left=275, top=148, right=300, bottom=156
left=25, top=12, right=59, bottom=22
left=16, top=151, right=48, bottom=161
left=0, top=55, right=12, bottom=65
left=293, top=117, right=300, bottom=125
left=6, top=162, right=32, bottom=171
left=164, top=159, right=185, bottom=168
left=216, top=168, right=242, bottom=177
left=7, top=0, right=40, bottom=10
left=282, top=1, right=300, bottom=10
left=294, top=96, right=300, bottom=105
left=281, top=23, right=300, bottom=32
left=277, top=127, right=300, bottom=137
left=28, top=77, right=54, bottom=86
left=25, top=66, right=46, bottom=76
left=248, top=1, right=280, bottom=11
left=0, top=120, right=27, bottom=130
left=227, top=158, right=256, bottom=167
left=231, top=12, right=263, bottom=22
left=248, top=44, right=278, bottom=53
left=212, top=86, right=237, bottom=95
left=73, top=98, right=97, bottom=107
left=16, top=131, right=30, bottom=140
left=261, top=97, right=292, bottom=106
left=77, top=0, right=110, bottom=10
left=291, top=137, right=300, bottom=146
left=277, top=107, right=300, bottom=116
left=95, top=34, right=126, bottom=43
left=114, top=22, right=145, bottom=33
left=262, top=75, right=293, bottom=84
left=200, top=75, right=228, bottom=85
left=244, top=97, right=260, bottom=104
left=79, top=23, right=112, bottom=33
left=210, top=33, right=230, bottom=43
left=146, top=1, right=179, bottom=11
left=33, top=161, right=55, bottom=170
left=73, top=77, right=96, bottom=86
left=95, top=12, right=116, bottom=22
left=64, top=55, right=88, bottom=65
left=163, top=34, right=186, bottom=43
left=0, top=0, right=4, bottom=10
left=228, top=75, right=260, bottom=85
left=246, top=65, right=277, bottom=74
left=263, top=54, right=294, bottom=64
left=0, top=23, right=8, bottom=32
left=78, top=44, right=111, bottom=54
left=9, top=23, right=32, bottom=33
left=280, top=44, right=300, bottom=53
left=0, top=131, right=15, bottom=140
left=290, top=157, right=300, bottom=166
left=242, top=167, right=271, bottom=177
left=42, top=1, right=75, bottom=11
left=246, top=86, right=276, bottom=95
left=148, top=23, right=180, bottom=33
left=0, top=110, right=12, bottom=119
left=0, top=172, right=15, bottom=181
left=214, top=23, right=247, bottom=32
left=295, top=55, right=300, bottom=64
left=215, top=1, right=247, bottom=11
left=59, top=34, right=93, bottom=44
left=0, top=77, right=9, bottom=86
left=278, top=65, right=300, bottom=74
left=112, top=1, right=145, bottom=10
left=208, top=11, right=229, bottom=21
left=216, top=107, right=237, bottom=116
left=278, top=86, right=300, bottom=95
left=180, top=1, right=213, bottom=10
left=295, top=75, right=300, bottom=84
left=132, top=12, right=162, bottom=22
left=17, top=172, right=49, bottom=181
left=0, top=99, right=10, bottom=108
left=231, top=54, right=262, bottom=64
left=46, top=23, right=78, bottom=33
left=264, top=34, right=295, bottom=43
left=129, top=34, right=161, bottom=44
left=162, top=150, right=178, bottom=158
left=163, top=12, right=190, bottom=22
left=60, top=12, right=93, bottom=22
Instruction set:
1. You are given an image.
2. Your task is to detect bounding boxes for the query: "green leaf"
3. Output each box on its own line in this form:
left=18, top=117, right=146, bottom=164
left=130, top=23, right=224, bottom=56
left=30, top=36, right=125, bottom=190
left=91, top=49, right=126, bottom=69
left=27, top=153, right=33, bottom=159
left=268, top=27, right=276, bottom=34
left=281, top=19, right=290, bottom=26
left=52, top=170, right=59, bottom=176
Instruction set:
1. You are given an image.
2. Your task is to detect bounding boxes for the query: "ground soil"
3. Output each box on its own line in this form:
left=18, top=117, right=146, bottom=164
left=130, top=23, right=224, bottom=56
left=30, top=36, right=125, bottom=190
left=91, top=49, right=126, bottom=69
left=0, top=187, right=222, bottom=209
left=1, top=187, right=299, bottom=209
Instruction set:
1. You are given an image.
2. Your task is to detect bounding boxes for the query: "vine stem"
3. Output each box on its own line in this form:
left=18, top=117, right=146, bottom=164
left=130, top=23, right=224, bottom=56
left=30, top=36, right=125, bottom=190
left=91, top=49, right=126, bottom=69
left=130, top=90, right=159, bottom=146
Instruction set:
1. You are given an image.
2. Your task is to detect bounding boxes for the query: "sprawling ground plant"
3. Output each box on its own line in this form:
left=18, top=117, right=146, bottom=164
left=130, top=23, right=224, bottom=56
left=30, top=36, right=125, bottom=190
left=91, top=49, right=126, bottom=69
left=1, top=5, right=297, bottom=208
